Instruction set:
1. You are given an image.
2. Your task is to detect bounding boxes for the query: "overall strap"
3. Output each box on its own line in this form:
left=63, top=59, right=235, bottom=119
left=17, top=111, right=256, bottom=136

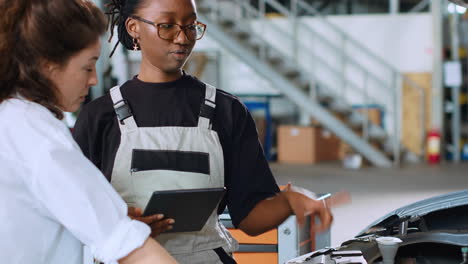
left=198, top=84, right=217, bottom=130
left=110, top=86, right=138, bottom=132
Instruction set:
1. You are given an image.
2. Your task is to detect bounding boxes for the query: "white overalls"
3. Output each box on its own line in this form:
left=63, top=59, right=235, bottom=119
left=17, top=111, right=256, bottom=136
left=109, top=84, right=238, bottom=263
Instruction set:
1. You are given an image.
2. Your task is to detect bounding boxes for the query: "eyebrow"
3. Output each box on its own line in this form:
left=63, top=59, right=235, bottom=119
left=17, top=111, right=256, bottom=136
left=158, top=11, right=197, bottom=19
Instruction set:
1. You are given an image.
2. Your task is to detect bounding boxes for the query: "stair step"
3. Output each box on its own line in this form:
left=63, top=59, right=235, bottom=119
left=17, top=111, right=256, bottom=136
left=281, top=69, right=301, bottom=79
left=347, top=111, right=367, bottom=129
left=230, top=27, right=251, bottom=40
left=246, top=38, right=265, bottom=52
left=317, top=93, right=334, bottom=103
left=290, top=75, right=310, bottom=91
left=197, top=6, right=212, bottom=14
left=274, top=62, right=301, bottom=78
left=238, top=38, right=268, bottom=59
left=267, top=56, right=282, bottom=66
left=329, top=100, right=352, bottom=114
left=344, top=112, right=388, bottom=142
left=368, top=125, right=387, bottom=141
left=219, top=19, right=235, bottom=29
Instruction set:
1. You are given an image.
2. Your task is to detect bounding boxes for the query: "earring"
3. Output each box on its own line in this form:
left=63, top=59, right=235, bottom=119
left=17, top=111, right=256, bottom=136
left=132, top=38, right=140, bottom=51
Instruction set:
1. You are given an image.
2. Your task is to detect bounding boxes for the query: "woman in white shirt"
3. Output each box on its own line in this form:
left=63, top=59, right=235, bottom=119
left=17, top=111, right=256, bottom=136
left=0, top=1, right=176, bottom=263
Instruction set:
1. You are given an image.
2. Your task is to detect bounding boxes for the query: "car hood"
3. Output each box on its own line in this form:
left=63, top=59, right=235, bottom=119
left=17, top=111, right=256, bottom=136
left=358, top=189, right=468, bottom=237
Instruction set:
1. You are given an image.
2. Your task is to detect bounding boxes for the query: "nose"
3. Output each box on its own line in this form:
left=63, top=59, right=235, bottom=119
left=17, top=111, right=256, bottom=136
left=173, top=28, right=191, bottom=45
left=88, top=68, right=98, bottom=87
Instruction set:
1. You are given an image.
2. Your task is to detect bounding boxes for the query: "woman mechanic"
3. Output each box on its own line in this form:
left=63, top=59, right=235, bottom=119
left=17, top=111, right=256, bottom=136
left=73, top=0, right=333, bottom=263
left=0, top=0, right=175, bottom=263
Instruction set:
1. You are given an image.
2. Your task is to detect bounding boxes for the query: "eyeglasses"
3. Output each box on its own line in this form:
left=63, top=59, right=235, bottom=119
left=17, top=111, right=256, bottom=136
left=131, top=16, right=207, bottom=41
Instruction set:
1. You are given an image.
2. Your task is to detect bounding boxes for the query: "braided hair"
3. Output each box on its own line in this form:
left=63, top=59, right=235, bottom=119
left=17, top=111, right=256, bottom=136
left=106, top=0, right=146, bottom=57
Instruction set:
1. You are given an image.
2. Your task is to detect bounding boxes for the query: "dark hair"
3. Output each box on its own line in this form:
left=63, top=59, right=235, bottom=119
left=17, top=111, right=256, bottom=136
left=107, top=0, right=147, bottom=57
left=449, top=0, right=468, bottom=7
left=0, top=0, right=106, bottom=119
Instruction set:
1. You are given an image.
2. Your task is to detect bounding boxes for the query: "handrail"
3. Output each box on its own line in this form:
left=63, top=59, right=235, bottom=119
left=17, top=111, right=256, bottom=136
left=295, top=0, right=429, bottom=103
left=201, top=0, right=427, bottom=160
left=267, top=0, right=394, bottom=86
left=294, top=0, right=401, bottom=72
left=294, top=0, right=428, bottom=117
left=409, top=0, right=431, bottom=13
left=266, top=0, right=427, bottom=158
left=234, top=0, right=392, bottom=113
left=261, top=0, right=394, bottom=97
left=233, top=0, right=397, bottom=138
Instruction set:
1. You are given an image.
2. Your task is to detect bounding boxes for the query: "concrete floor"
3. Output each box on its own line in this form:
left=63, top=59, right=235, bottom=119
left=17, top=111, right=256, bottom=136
left=270, top=162, right=468, bottom=246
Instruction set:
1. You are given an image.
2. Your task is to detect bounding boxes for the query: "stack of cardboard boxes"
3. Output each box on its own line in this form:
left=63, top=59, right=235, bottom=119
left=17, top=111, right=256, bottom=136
left=277, top=107, right=382, bottom=164
left=277, top=126, right=340, bottom=164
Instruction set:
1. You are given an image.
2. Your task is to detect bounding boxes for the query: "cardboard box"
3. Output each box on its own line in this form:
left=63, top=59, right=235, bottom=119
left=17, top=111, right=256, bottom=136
left=277, top=126, right=340, bottom=164
left=356, top=107, right=382, bottom=126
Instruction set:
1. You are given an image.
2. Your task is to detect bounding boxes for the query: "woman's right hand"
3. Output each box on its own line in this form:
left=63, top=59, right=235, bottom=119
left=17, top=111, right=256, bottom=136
left=128, top=207, right=175, bottom=237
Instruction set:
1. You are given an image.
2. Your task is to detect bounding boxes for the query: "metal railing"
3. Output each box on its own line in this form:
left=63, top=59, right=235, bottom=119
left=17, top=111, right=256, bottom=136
left=245, top=0, right=427, bottom=161
left=291, top=0, right=427, bottom=160
left=197, top=12, right=393, bottom=166
left=199, top=0, right=427, bottom=164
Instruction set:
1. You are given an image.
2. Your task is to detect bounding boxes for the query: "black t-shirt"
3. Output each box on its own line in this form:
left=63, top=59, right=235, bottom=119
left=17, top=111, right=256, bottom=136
left=72, top=74, right=280, bottom=227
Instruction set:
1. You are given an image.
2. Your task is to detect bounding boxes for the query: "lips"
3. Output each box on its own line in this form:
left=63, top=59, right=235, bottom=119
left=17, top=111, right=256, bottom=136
left=79, top=93, right=88, bottom=102
left=171, top=49, right=189, bottom=58
left=172, top=49, right=189, bottom=55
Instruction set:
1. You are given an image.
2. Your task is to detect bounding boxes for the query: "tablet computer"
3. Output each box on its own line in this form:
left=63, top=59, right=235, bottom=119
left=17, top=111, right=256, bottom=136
left=143, top=187, right=226, bottom=233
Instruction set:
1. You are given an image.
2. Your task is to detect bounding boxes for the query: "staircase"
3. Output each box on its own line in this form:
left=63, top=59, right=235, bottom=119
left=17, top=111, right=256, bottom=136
left=196, top=0, right=426, bottom=167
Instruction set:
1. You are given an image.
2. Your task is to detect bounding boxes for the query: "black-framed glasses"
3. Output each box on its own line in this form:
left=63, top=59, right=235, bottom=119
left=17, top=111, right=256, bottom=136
left=131, top=15, right=207, bottom=41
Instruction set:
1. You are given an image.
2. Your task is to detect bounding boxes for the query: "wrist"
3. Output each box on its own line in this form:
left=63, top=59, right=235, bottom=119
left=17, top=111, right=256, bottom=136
left=279, top=191, right=294, bottom=215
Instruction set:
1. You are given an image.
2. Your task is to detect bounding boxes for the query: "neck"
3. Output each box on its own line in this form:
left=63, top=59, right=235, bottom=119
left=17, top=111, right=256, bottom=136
left=138, top=58, right=183, bottom=83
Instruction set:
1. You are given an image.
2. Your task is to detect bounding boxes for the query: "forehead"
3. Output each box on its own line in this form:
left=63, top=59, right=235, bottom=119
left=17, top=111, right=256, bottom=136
left=66, top=41, right=101, bottom=66
left=138, top=0, right=196, bottom=17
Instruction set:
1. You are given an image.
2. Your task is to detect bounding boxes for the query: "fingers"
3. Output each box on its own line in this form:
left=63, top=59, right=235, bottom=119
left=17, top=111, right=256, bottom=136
left=289, top=193, right=333, bottom=231
left=141, top=214, right=165, bottom=224
left=153, top=218, right=175, bottom=230
left=286, top=189, right=347, bottom=232
left=133, top=214, right=165, bottom=224
left=314, top=206, right=333, bottom=233
left=150, top=219, right=175, bottom=237
left=128, top=207, right=143, bottom=217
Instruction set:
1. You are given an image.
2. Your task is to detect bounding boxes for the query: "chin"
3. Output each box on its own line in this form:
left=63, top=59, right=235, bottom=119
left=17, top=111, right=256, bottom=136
left=63, top=104, right=80, bottom=113
left=164, top=67, right=184, bottom=74
left=172, top=59, right=188, bottom=68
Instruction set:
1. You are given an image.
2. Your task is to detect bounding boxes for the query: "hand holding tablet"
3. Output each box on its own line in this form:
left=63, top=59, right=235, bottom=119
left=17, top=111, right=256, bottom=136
left=143, top=187, right=226, bottom=233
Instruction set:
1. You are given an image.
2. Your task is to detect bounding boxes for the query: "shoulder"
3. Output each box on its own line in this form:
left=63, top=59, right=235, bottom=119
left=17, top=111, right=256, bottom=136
left=216, top=88, right=240, bottom=103
left=80, top=93, right=114, bottom=118
left=214, top=88, right=250, bottom=124
left=0, top=98, right=66, bottom=134
left=0, top=97, right=51, bottom=118
left=0, top=98, right=76, bottom=157
left=77, top=90, right=117, bottom=130
left=81, top=79, right=141, bottom=117
left=184, top=74, right=239, bottom=102
left=187, top=75, right=247, bottom=114
left=181, top=75, right=251, bottom=130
